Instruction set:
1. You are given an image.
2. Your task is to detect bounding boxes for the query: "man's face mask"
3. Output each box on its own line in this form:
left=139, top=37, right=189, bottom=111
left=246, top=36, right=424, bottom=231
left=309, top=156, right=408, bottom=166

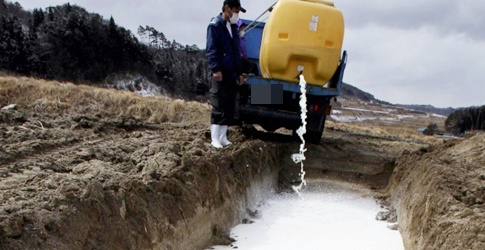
left=229, top=8, right=240, bottom=24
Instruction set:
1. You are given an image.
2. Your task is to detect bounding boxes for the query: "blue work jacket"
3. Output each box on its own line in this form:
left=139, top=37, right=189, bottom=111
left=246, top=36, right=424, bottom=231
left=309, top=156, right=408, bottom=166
left=206, top=14, right=242, bottom=78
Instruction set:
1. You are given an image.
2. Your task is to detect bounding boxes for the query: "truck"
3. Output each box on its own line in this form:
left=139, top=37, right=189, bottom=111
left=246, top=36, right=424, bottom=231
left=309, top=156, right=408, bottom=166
left=236, top=0, right=347, bottom=144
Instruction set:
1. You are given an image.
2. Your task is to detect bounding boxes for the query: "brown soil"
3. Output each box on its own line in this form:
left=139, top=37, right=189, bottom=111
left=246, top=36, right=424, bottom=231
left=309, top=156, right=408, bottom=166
left=1, top=76, right=484, bottom=249
left=387, top=133, right=485, bottom=250
left=0, top=106, right=285, bottom=249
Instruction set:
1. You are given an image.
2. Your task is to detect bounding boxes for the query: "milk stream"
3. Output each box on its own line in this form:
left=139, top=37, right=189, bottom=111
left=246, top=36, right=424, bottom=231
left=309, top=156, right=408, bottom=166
left=291, top=75, right=308, bottom=195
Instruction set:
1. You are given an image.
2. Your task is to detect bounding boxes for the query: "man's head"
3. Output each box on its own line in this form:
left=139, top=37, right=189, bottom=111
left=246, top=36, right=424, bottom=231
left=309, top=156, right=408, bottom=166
left=222, top=0, right=246, bottom=24
left=222, top=0, right=246, bottom=13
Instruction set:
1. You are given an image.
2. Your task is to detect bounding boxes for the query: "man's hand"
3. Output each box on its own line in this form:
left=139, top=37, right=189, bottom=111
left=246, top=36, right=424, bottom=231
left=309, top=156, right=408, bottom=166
left=213, top=71, right=222, bottom=82
left=237, top=75, right=244, bottom=86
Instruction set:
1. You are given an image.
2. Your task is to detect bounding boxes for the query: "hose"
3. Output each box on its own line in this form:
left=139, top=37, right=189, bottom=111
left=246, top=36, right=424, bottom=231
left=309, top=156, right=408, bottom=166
left=242, top=1, right=277, bottom=35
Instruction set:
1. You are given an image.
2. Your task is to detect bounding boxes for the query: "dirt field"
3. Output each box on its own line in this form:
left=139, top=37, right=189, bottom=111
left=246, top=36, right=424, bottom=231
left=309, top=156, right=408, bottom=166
left=388, top=133, right=485, bottom=249
left=1, top=76, right=484, bottom=249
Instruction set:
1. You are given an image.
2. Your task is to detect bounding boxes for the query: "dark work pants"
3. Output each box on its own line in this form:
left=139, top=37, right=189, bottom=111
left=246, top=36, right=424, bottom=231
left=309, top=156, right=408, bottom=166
left=210, top=75, right=237, bottom=125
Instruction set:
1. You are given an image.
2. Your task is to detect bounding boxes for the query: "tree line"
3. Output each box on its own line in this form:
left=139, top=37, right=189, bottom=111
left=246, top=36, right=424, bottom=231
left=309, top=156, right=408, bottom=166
left=445, top=105, right=485, bottom=135
left=0, top=1, right=211, bottom=98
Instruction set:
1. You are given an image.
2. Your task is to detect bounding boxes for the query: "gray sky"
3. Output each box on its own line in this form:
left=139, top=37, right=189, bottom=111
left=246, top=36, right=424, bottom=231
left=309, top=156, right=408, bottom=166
left=14, top=0, right=485, bottom=108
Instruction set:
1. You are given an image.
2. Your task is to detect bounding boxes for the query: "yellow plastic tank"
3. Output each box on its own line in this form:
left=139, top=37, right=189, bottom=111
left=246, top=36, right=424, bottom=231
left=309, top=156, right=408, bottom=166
left=259, top=0, right=344, bottom=87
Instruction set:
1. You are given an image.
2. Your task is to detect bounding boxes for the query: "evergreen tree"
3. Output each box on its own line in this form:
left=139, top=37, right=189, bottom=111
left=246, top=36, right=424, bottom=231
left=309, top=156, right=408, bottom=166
left=446, top=105, right=485, bottom=135
left=0, top=15, right=30, bottom=73
left=423, top=123, right=438, bottom=135
left=0, top=0, right=7, bottom=16
left=31, top=8, right=44, bottom=33
left=0, top=1, right=211, bottom=99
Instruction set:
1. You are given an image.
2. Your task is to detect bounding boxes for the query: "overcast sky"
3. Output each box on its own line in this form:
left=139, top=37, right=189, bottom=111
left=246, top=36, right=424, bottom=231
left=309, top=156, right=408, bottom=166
left=14, top=0, right=485, bottom=108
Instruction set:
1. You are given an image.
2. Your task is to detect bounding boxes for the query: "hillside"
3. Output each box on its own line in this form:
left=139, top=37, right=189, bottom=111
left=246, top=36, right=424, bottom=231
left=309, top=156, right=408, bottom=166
left=340, top=83, right=454, bottom=117
left=340, top=82, right=382, bottom=103
left=1, top=76, right=484, bottom=250
left=0, top=1, right=209, bottom=99
left=395, top=104, right=455, bottom=116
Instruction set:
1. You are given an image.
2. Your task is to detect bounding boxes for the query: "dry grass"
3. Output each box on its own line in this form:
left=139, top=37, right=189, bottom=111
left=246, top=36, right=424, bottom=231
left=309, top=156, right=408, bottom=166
left=0, top=76, right=210, bottom=124
left=0, top=75, right=445, bottom=143
left=326, top=120, right=442, bottom=144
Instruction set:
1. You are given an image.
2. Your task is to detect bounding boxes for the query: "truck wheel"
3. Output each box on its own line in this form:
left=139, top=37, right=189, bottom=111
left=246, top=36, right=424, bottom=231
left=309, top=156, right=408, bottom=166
left=304, top=130, right=323, bottom=145
left=292, top=129, right=323, bottom=144
left=261, top=124, right=278, bottom=132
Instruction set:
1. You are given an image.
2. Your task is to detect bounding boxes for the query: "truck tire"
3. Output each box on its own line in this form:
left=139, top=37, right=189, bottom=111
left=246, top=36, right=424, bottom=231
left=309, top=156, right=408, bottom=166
left=305, top=130, right=323, bottom=145
left=261, top=124, right=278, bottom=132
left=292, top=129, right=323, bottom=145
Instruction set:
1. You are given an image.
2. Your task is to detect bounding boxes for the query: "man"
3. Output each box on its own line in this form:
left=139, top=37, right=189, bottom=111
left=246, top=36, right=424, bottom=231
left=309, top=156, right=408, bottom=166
left=206, top=0, right=246, bottom=148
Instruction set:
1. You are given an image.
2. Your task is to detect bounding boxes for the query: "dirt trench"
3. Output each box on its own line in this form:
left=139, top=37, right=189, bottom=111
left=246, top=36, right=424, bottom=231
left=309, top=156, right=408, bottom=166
left=0, top=107, right=290, bottom=249
left=1, top=105, right=484, bottom=249
left=387, top=133, right=485, bottom=250
left=225, top=128, right=485, bottom=250
left=0, top=109, right=398, bottom=249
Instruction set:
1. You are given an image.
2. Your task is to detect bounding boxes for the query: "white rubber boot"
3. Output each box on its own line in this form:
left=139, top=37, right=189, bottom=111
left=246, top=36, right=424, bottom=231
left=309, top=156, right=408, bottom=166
left=220, top=125, right=232, bottom=146
left=211, top=125, right=223, bottom=149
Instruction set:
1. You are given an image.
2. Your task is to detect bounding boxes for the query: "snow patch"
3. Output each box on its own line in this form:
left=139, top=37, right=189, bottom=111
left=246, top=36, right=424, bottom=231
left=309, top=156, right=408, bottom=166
left=431, top=113, right=447, bottom=118
left=2, top=104, right=17, bottom=110
left=341, top=107, right=391, bottom=114
left=331, top=116, right=402, bottom=123
left=106, top=75, right=164, bottom=96
left=397, top=115, right=415, bottom=119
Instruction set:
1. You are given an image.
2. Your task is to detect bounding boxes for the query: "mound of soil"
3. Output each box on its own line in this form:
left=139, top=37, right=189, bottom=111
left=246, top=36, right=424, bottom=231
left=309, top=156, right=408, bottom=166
left=0, top=108, right=284, bottom=249
left=388, top=133, right=485, bottom=250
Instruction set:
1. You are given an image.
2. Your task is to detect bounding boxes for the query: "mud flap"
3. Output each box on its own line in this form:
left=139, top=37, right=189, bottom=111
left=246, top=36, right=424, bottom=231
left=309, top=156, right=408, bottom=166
left=305, top=114, right=326, bottom=144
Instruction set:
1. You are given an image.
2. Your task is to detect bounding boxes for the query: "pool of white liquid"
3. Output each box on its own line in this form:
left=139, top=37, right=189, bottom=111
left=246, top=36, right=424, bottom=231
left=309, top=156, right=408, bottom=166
left=210, top=180, right=404, bottom=250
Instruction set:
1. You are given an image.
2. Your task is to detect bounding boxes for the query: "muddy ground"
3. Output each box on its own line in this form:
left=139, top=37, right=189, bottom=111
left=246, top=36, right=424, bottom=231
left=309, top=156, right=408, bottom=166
left=1, top=77, right=484, bottom=249
left=0, top=106, right=287, bottom=249
left=387, top=133, right=485, bottom=249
